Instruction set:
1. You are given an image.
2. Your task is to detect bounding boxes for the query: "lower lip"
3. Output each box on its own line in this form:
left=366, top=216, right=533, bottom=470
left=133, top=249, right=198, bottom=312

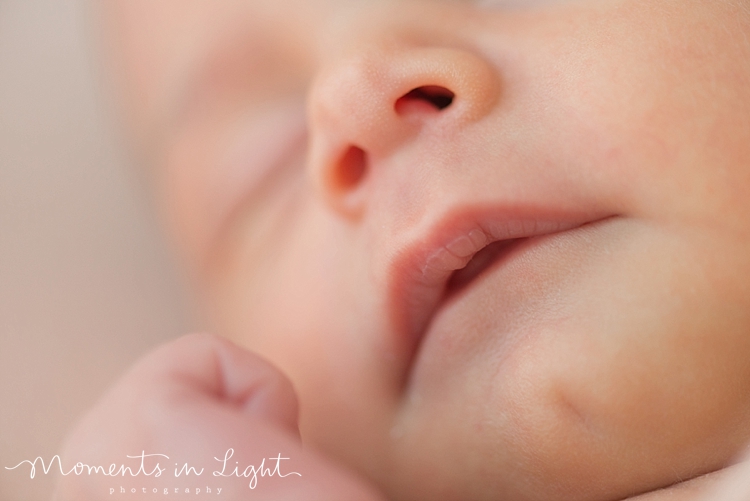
left=403, top=223, right=593, bottom=388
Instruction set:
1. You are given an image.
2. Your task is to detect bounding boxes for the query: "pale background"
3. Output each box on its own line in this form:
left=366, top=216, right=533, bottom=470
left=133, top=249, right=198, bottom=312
left=0, top=1, right=193, bottom=499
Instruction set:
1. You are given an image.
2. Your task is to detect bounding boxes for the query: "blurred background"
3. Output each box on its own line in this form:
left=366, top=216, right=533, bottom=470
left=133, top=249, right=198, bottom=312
left=0, top=1, right=193, bottom=499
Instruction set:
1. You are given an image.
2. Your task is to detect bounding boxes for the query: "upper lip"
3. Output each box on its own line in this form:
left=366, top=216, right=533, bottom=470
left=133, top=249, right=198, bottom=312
left=387, top=204, right=611, bottom=373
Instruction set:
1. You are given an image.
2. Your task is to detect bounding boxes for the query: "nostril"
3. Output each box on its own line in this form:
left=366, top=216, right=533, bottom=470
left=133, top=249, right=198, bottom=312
left=395, top=85, right=455, bottom=114
left=334, top=145, right=368, bottom=191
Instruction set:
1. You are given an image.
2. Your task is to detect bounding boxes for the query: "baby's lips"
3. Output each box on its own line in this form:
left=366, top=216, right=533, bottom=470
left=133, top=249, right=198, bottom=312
left=385, top=207, right=614, bottom=375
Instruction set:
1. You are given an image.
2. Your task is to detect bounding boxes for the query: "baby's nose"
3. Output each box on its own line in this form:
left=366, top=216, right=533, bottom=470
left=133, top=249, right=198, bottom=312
left=306, top=30, right=500, bottom=218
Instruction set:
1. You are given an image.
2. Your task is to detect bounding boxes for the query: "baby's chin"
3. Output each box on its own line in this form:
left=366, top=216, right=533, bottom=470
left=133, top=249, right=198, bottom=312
left=325, top=342, right=746, bottom=501
left=209, top=208, right=750, bottom=501
left=297, top=227, right=750, bottom=501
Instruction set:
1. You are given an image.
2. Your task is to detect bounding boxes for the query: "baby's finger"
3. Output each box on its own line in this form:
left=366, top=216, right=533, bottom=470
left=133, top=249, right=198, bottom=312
left=54, top=334, right=384, bottom=500
left=123, top=332, right=299, bottom=434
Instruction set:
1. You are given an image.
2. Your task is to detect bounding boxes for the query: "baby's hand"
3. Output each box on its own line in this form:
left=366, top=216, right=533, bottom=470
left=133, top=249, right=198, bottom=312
left=54, top=333, right=384, bottom=501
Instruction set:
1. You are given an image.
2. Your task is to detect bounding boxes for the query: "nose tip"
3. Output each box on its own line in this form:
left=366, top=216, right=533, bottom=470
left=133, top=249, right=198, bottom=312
left=307, top=45, right=500, bottom=218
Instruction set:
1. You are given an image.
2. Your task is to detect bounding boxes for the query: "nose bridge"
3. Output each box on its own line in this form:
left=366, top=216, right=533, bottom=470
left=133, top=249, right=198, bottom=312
left=306, top=5, right=501, bottom=218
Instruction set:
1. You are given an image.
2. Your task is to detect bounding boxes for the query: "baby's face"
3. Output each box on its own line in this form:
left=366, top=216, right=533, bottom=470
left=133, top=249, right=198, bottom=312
left=104, top=0, right=750, bottom=499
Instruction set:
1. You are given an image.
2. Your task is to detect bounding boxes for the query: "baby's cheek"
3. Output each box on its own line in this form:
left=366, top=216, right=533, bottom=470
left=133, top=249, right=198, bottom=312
left=458, top=220, right=750, bottom=499
left=542, top=228, right=750, bottom=496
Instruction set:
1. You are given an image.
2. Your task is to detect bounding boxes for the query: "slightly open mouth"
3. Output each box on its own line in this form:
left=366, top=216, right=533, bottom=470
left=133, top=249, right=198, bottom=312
left=389, top=211, right=614, bottom=379
left=446, top=238, right=523, bottom=294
